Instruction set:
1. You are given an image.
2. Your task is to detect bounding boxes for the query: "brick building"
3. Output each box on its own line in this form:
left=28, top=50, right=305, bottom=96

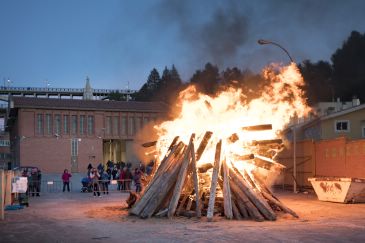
left=7, top=97, right=168, bottom=173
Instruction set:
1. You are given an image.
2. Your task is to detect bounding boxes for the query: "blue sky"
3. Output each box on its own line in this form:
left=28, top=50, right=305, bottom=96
left=0, top=0, right=364, bottom=90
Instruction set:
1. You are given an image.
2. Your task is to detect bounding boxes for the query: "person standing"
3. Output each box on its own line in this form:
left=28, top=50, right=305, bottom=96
left=133, top=168, right=142, bottom=193
left=62, top=169, right=72, bottom=192
left=89, top=168, right=101, bottom=197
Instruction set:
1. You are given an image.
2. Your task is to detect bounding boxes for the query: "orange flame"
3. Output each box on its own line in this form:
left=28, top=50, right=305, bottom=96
left=154, top=63, right=310, bottom=171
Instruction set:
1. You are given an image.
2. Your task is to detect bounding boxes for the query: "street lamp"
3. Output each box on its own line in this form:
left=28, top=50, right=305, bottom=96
left=257, top=39, right=294, bottom=63
left=258, top=38, right=297, bottom=193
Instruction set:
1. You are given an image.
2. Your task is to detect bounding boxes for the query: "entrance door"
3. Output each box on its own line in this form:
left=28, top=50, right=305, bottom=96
left=103, top=139, right=126, bottom=164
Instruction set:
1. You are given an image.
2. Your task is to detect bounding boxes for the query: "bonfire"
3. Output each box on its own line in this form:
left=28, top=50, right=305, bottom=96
left=129, top=63, right=311, bottom=221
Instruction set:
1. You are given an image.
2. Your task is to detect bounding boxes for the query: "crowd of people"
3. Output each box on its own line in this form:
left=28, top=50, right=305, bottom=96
left=79, top=160, right=154, bottom=197
left=22, top=168, right=42, bottom=197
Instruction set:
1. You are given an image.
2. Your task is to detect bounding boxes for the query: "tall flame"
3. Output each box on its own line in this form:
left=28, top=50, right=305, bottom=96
left=154, top=63, right=310, bottom=170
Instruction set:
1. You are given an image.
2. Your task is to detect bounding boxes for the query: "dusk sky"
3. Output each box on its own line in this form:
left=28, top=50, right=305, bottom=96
left=0, top=0, right=364, bottom=90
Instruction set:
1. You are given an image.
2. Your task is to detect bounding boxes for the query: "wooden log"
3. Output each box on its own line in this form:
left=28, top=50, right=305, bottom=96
left=167, top=136, right=180, bottom=153
left=207, top=140, right=222, bottom=222
left=261, top=191, right=299, bottom=218
left=177, top=194, right=189, bottom=215
left=236, top=201, right=249, bottom=219
left=198, top=163, right=213, bottom=173
left=233, top=154, right=255, bottom=161
left=231, top=199, right=242, bottom=220
left=196, top=131, right=213, bottom=161
left=242, top=124, right=272, bottom=131
left=230, top=180, right=264, bottom=221
left=222, top=158, right=233, bottom=219
left=252, top=139, right=282, bottom=146
left=229, top=167, right=276, bottom=221
left=155, top=208, right=168, bottom=217
left=254, top=155, right=286, bottom=170
left=130, top=143, right=184, bottom=216
left=139, top=142, right=184, bottom=197
left=190, top=138, right=201, bottom=218
left=168, top=134, right=194, bottom=218
left=228, top=133, right=239, bottom=143
left=140, top=147, right=187, bottom=218
left=186, top=197, right=193, bottom=211
left=179, top=210, right=196, bottom=218
left=141, top=141, right=157, bottom=147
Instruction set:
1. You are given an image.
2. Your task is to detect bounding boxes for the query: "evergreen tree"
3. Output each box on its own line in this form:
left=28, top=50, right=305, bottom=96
left=190, top=63, right=220, bottom=95
left=134, top=68, right=161, bottom=101
left=331, top=31, right=365, bottom=100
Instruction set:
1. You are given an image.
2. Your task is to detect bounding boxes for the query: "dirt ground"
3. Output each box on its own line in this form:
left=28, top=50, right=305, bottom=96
left=1, top=189, right=365, bottom=243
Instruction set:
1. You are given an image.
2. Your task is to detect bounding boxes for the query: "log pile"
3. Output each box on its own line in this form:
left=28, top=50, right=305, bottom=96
left=130, top=125, right=298, bottom=221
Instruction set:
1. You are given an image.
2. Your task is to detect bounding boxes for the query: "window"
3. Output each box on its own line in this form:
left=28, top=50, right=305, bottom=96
left=37, top=114, right=43, bottom=135
left=113, top=116, right=119, bottom=135
left=80, top=115, right=85, bottom=135
left=71, top=115, right=78, bottom=135
left=121, top=117, right=127, bottom=136
left=54, top=115, right=61, bottom=135
left=106, top=116, right=112, bottom=135
left=128, top=117, right=134, bottom=135
left=63, top=115, right=69, bottom=134
left=46, top=114, right=52, bottom=135
left=0, top=140, right=10, bottom=147
left=71, top=138, right=78, bottom=156
left=135, top=117, right=142, bottom=133
left=335, top=120, right=350, bottom=132
left=143, top=117, right=149, bottom=126
left=87, top=115, right=94, bottom=135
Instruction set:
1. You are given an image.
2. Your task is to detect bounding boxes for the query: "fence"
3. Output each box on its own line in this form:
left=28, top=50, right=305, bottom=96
left=276, top=136, right=365, bottom=189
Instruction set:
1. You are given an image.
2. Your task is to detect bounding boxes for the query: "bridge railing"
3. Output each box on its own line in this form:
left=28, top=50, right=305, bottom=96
left=0, top=86, right=137, bottom=94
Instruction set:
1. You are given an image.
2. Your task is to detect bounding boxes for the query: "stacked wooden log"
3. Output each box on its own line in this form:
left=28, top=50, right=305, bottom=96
left=130, top=125, right=298, bottom=221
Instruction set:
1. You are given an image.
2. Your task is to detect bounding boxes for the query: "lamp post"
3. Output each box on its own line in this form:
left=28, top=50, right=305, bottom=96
left=257, top=39, right=294, bottom=63
left=257, top=38, right=297, bottom=193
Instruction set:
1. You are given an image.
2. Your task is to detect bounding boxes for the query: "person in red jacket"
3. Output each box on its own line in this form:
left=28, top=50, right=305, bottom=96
left=62, top=169, right=72, bottom=192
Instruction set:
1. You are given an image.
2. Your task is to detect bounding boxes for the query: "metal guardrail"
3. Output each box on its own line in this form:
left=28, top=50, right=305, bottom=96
left=0, top=86, right=137, bottom=95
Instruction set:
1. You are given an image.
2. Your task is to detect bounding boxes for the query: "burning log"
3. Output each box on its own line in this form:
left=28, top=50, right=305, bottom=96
left=190, top=139, right=201, bottom=218
left=198, top=163, right=213, bottom=173
left=252, top=139, right=283, bottom=146
left=228, top=133, right=239, bottom=143
left=207, top=140, right=222, bottom=221
left=242, top=124, right=272, bottom=131
left=168, top=134, right=194, bottom=218
left=141, top=141, right=157, bottom=148
left=196, top=131, right=213, bottom=161
left=253, top=155, right=286, bottom=170
left=233, top=154, right=255, bottom=161
left=222, top=158, right=233, bottom=220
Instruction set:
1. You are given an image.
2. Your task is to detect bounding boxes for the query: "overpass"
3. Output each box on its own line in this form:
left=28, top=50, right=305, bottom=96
left=0, top=86, right=137, bottom=100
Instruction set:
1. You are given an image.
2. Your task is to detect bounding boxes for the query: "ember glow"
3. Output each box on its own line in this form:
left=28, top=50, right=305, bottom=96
left=154, top=63, right=311, bottom=173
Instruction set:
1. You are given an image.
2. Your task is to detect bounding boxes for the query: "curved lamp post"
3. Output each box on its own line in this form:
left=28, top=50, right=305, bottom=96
left=257, top=38, right=297, bottom=193
left=257, top=39, right=294, bottom=63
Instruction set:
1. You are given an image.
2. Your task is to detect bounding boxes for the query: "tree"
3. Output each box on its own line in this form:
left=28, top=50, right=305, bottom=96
left=105, top=91, right=127, bottom=101
left=134, top=68, right=161, bottom=101
left=190, top=63, right=220, bottom=95
left=331, top=31, right=365, bottom=100
left=299, top=60, right=333, bottom=105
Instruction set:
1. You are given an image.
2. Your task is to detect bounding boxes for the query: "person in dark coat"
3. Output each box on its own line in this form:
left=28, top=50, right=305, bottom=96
left=133, top=168, right=142, bottom=193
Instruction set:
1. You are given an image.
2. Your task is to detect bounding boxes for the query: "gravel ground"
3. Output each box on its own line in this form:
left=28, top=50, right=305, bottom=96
left=1, top=189, right=365, bottom=243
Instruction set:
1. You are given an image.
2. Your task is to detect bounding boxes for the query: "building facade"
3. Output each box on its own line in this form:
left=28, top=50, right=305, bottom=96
left=7, top=97, right=168, bottom=173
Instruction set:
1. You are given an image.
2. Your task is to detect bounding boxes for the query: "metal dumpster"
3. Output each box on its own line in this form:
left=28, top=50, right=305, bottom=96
left=308, top=177, right=365, bottom=203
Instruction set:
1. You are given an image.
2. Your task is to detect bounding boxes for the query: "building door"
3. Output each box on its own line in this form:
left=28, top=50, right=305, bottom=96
left=71, top=138, right=79, bottom=172
left=102, top=139, right=126, bottom=164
